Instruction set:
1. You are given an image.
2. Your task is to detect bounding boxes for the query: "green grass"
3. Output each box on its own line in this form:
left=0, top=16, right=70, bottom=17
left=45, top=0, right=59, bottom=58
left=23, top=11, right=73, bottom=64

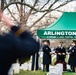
left=14, top=70, right=46, bottom=75
left=14, top=70, right=76, bottom=75
left=63, top=72, right=76, bottom=75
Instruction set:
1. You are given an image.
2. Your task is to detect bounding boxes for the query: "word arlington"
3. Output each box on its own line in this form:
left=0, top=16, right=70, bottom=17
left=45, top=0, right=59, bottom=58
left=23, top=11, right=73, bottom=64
left=44, top=31, right=76, bottom=36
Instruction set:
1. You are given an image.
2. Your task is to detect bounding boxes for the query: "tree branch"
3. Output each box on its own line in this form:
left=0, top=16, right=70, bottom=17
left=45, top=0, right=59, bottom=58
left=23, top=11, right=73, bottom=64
left=28, top=11, right=49, bottom=29
left=3, top=1, right=73, bottom=12
left=52, top=0, right=74, bottom=11
left=27, top=0, right=58, bottom=29
left=4, top=1, right=19, bottom=23
left=40, top=0, right=50, bottom=10
left=24, top=0, right=39, bottom=24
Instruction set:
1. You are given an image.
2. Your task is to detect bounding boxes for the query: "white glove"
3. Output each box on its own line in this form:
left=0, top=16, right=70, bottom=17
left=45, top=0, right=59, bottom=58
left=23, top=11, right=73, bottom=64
left=49, top=52, right=52, bottom=55
left=58, top=53, right=61, bottom=55
left=62, top=53, right=65, bottom=55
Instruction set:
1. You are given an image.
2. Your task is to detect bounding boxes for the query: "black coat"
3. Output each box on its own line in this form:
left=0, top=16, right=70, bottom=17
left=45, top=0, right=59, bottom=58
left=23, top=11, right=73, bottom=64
left=0, top=26, right=40, bottom=75
left=68, top=45, right=76, bottom=67
left=42, top=45, right=51, bottom=64
left=55, top=47, right=66, bottom=61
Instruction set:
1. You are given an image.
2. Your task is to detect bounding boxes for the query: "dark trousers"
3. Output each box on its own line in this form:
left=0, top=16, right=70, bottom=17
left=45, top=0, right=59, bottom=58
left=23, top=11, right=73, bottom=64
left=31, top=53, right=39, bottom=70
left=70, top=65, right=75, bottom=72
left=43, top=64, right=49, bottom=72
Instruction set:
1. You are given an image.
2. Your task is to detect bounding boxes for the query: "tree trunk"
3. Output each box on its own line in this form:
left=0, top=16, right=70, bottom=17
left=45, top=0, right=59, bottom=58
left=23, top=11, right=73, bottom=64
left=1, top=0, right=5, bottom=11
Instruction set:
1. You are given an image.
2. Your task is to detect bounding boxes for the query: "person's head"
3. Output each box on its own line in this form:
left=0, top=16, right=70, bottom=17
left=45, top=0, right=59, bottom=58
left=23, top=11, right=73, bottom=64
left=58, top=42, right=63, bottom=47
left=72, top=40, right=76, bottom=46
left=43, top=40, right=50, bottom=46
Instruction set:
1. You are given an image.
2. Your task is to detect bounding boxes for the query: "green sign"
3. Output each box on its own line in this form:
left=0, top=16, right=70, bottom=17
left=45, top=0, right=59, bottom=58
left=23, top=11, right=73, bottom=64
left=37, top=30, right=76, bottom=39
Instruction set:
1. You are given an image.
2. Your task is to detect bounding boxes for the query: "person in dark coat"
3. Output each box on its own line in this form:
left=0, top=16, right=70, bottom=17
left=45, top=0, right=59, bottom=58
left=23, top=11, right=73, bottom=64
left=42, top=40, right=51, bottom=72
left=31, top=52, right=39, bottom=70
left=55, top=42, right=66, bottom=61
left=55, top=42, right=66, bottom=71
left=68, top=40, right=76, bottom=72
left=0, top=11, right=40, bottom=75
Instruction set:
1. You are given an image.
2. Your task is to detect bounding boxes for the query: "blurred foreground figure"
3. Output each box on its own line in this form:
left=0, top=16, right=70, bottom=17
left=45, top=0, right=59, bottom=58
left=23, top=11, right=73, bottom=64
left=0, top=11, right=40, bottom=75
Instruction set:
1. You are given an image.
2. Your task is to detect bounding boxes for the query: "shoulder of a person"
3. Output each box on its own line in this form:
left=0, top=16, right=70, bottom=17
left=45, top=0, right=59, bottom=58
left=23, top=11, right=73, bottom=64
left=62, top=47, right=66, bottom=49
left=43, top=45, right=48, bottom=47
left=72, top=45, right=76, bottom=49
left=56, top=47, right=60, bottom=49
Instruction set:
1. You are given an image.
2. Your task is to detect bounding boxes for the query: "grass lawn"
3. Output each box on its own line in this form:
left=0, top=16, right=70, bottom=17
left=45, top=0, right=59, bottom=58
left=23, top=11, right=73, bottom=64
left=14, top=70, right=76, bottom=75
left=63, top=72, right=76, bottom=75
left=14, top=70, right=46, bottom=75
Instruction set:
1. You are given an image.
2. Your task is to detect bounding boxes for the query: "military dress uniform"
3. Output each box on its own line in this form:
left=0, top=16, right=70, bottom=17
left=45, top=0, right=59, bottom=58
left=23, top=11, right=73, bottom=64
left=42, top=44, right=51, bottom=72
left=55, top=47, right=66, bottom=61
left=55, top=47, right=66, bottom=71
left=68, top=45, right=76, bottom=72
left=0, top=26, right=40, bottom=75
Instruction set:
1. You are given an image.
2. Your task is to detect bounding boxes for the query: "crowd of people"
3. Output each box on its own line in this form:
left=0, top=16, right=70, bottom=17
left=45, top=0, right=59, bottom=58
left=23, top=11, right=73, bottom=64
left=31, top=40, right=76, bottom=73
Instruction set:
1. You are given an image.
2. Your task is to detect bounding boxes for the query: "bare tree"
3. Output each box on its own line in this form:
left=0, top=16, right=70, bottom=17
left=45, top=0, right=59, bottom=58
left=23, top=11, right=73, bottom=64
left=0, top=0, right=75, bottom=33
